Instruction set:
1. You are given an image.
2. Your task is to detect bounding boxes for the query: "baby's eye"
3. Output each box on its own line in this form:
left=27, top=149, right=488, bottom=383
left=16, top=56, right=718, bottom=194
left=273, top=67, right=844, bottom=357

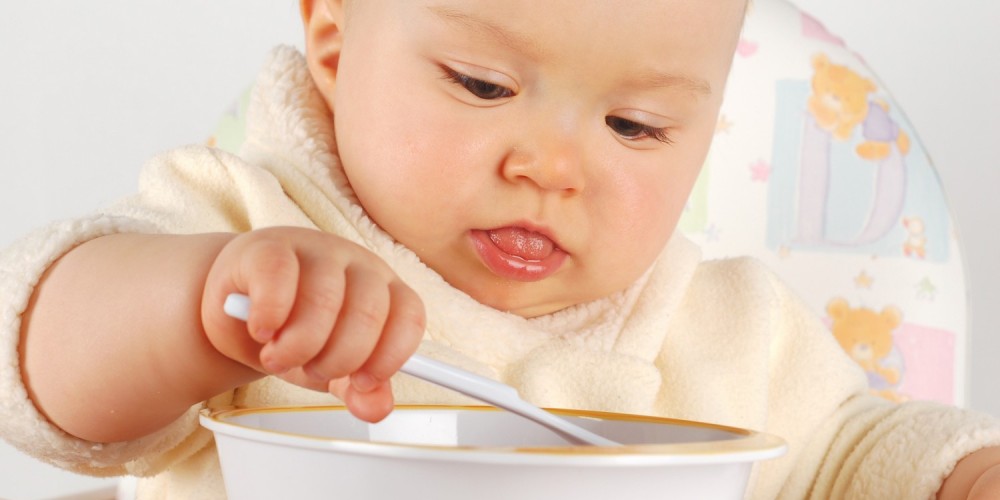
left=605, top=116, right=672, bottom=144
left=443, top=67, right=515, bottom=100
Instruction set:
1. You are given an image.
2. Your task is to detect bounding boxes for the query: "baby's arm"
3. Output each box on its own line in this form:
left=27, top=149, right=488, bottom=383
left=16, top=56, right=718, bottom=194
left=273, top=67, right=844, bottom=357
left=938, top=446, right=1000, bottom=499
left=19, top=227, right=424, bottom=444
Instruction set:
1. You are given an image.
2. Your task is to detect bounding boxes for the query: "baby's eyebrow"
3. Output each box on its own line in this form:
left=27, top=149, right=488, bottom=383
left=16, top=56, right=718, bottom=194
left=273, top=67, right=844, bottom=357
left=428, top=5, right=541, bottom=58
left=632, top=70, right=712, bottom=97
left=427, top=4, right=711, bottom=97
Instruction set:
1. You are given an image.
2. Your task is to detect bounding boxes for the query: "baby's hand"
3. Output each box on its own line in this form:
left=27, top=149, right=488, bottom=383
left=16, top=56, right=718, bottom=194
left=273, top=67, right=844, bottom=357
left=938, top=446, right=1000, bottom=499
left=201, top=227, right=425, bottom=422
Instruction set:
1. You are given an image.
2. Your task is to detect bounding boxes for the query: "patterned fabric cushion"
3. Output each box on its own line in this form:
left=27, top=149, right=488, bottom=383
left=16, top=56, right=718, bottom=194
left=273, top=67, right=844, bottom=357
left=688, top=0, right=966, bottom=405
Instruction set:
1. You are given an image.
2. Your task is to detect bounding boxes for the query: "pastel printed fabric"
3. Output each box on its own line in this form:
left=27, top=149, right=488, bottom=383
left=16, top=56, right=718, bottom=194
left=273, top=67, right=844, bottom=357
left=683, top=0, right=965, bottom=404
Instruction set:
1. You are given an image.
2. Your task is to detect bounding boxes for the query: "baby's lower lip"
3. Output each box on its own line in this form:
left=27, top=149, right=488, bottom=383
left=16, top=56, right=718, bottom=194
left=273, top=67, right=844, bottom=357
left=470, top=229, right=567, bottom=282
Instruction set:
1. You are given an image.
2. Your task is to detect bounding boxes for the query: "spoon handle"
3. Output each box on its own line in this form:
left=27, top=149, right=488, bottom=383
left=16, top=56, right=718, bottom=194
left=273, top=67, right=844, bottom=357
left=223, top=293, right=619, bottom=446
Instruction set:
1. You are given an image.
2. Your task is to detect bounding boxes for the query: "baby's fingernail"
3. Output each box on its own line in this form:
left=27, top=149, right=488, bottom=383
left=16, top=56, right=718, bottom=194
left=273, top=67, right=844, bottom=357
left=253, top=329, right=276, bottom=343
left=263, top=358, right=286, bottom=374
left=351, top=372, right=379, bottom=393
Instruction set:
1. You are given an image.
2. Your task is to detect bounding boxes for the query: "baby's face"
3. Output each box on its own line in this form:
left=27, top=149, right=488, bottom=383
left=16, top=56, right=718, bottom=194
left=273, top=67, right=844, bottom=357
left=307, top=0, right=744, bottom=317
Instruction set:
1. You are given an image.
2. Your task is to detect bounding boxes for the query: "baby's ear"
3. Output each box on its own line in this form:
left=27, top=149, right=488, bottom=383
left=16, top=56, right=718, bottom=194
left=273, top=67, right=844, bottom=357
left=301, top=0, right=346, bottom=90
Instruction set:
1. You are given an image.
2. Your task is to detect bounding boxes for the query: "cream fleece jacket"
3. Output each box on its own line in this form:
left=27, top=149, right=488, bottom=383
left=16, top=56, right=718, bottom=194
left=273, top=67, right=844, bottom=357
left=2, top=47, right=999, bottom=499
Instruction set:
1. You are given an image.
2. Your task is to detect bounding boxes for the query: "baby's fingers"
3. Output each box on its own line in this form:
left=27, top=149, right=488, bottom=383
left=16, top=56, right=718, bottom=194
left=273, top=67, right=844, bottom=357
left=350, top=280, right=425, bottom=393
left=329, top=377, right=395, bottom=423
left=238, top=238, right=302, bottom=343
left=259, top=271, right=348, bottom=374
left=299, top=265, right=390, bottom=380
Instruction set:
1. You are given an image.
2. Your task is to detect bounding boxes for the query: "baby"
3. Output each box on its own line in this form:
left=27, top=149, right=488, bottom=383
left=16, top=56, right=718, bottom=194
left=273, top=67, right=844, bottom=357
left=2, top=0, right=1000, bottom=498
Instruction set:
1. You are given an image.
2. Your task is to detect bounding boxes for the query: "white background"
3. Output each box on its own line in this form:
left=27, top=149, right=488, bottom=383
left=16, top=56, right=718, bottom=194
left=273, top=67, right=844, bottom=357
left=0, top=1, right=997, bottom=498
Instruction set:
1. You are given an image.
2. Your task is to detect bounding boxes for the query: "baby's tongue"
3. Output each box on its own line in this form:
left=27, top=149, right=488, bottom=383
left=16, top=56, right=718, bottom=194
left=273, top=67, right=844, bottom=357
left=488, top=227, right=555, bottom=260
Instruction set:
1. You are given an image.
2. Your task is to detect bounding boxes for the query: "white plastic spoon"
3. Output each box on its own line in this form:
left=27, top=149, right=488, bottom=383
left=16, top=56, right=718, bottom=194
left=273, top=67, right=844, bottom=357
left=224, top=292, right=620, bottom=447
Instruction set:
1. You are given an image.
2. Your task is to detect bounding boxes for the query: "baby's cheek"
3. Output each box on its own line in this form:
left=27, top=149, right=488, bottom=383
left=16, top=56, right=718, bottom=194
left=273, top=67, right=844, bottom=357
left=593, top=195, right=674, bottom=285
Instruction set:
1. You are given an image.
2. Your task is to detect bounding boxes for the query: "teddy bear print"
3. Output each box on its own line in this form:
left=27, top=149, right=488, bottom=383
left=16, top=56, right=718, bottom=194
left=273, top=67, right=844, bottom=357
left=902, top=216, right=927, bottom=259
left=827, top=297, right=907, bottom=402
left=807, top=54, right=910, bottom=161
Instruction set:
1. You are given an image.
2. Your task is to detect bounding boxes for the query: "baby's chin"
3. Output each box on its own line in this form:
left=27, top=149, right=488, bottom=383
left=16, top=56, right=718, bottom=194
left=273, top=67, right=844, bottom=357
left=452, top=277, right=602, bottom=319
left=486, top=297, right=577, bottom=319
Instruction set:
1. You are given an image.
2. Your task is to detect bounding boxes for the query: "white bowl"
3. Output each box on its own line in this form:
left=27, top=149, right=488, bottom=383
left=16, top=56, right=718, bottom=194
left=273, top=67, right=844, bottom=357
left=200, top=405, right=786, bottom=500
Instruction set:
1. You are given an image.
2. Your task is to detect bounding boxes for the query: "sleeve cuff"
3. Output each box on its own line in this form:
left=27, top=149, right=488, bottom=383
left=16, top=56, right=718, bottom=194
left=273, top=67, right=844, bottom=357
left=832, top=401, right=1000, bottom=498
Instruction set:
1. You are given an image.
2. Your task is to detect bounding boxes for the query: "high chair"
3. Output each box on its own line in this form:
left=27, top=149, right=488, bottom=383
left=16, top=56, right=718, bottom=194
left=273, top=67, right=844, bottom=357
left=678, top=0, right=967, bottom=406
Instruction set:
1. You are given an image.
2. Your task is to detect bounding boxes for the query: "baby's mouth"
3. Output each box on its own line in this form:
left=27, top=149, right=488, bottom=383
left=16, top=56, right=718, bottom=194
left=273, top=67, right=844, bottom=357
left=470, top=227, right=567, bottom=282
left=487, top=227, right=555, bottom=261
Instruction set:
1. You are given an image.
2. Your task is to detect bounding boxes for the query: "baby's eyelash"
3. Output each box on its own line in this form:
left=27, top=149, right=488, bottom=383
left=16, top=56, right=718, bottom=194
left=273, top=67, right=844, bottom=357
left=440, top=66, right=515, bottom=100
left=643, top=126, right=673, bottom=144
left=605, top=116, right=674, bottom=145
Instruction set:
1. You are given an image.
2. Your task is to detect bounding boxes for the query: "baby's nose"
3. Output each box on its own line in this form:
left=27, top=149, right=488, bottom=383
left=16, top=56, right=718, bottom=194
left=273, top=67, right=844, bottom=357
left=500, top=131, right=586, bottom=193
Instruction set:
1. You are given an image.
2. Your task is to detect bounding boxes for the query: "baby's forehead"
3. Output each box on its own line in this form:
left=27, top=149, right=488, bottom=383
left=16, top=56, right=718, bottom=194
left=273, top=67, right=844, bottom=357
left=418, top=0, right=746, bottom=37
left=380, top=0, right=747, bottom=23
left=355, top=0, right=745, bottom=83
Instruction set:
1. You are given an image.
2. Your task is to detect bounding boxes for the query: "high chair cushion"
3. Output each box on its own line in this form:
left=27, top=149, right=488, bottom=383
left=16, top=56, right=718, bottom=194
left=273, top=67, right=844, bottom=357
left=685, top=0, right=966, bottom=405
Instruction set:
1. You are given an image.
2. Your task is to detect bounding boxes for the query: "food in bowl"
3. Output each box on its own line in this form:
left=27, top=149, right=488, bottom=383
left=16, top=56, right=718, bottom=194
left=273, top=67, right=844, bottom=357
left=200, top=405, right=786, bottom=500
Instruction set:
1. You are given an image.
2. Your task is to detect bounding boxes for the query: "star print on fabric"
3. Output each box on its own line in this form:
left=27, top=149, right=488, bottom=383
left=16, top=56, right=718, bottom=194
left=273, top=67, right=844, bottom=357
left=915, top=277, right=937, bottom=300
left=749, top=160, right=772, bottom=182
left=854, top=270, right=874, bottom=289
left=716, top=115, right=733, bottom=135
left=777, top=245, right=792, bottom=259
left=736, top=39, right=759, bottom=58
left=703, top=223, right=721, bottom=242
